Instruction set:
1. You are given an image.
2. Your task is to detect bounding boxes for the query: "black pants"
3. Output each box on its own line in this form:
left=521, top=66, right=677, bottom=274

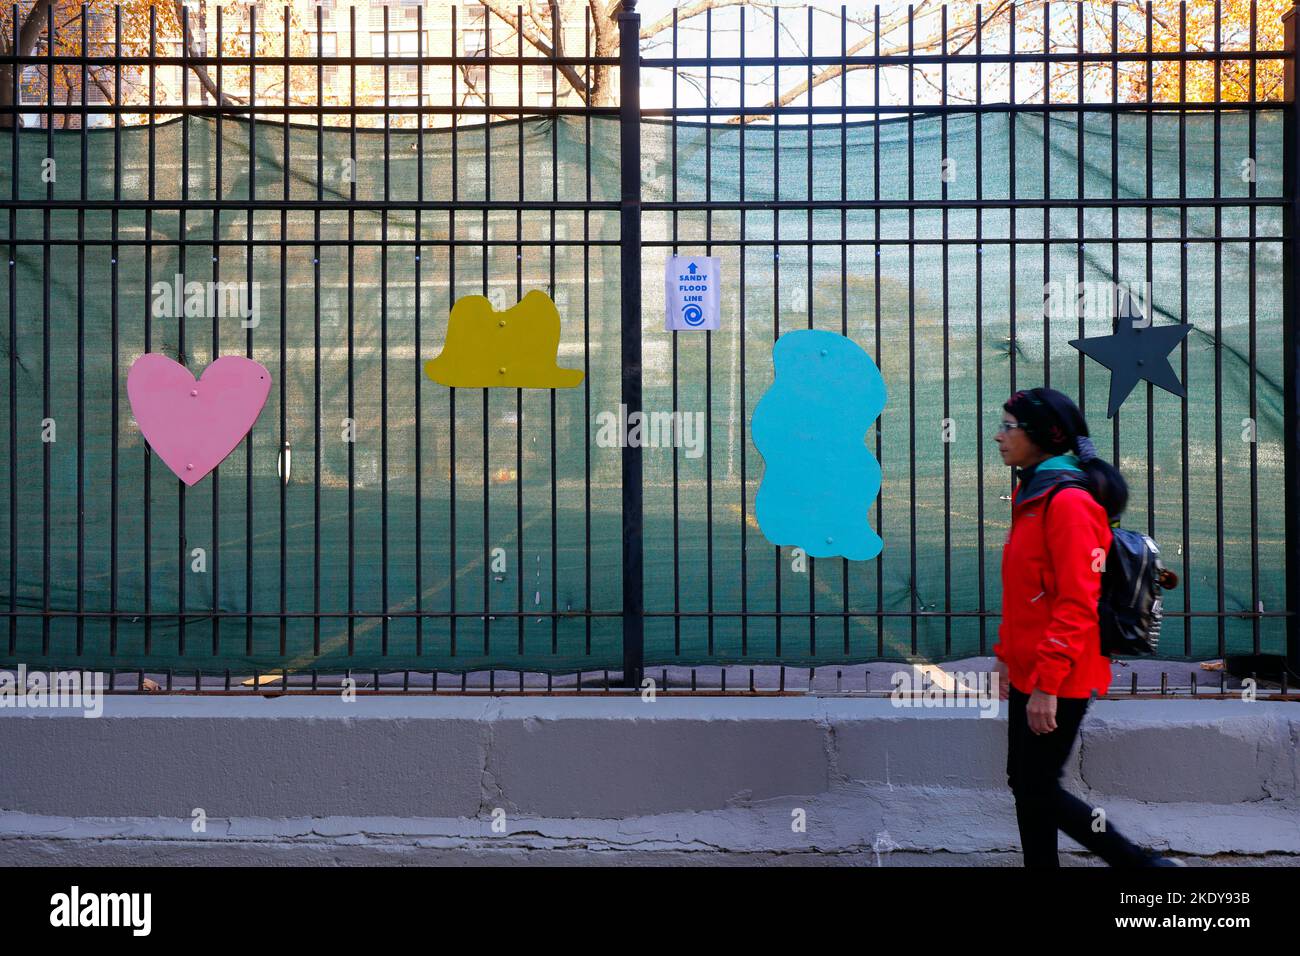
left=1006, top=686, right=1154, bottom=867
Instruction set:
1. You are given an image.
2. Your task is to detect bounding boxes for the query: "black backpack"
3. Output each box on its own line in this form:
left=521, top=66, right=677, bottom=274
left=1041, top=478, right=1178, bottom=657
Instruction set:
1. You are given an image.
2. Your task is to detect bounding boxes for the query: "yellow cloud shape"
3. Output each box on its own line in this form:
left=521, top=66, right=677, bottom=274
left=423, top=290, right=584, bottom=389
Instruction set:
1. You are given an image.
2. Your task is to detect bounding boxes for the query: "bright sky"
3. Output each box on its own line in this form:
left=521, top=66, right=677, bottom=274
left=638, top=1, right=933, bottom=112
left=631, top=1, right=1146, bottom=116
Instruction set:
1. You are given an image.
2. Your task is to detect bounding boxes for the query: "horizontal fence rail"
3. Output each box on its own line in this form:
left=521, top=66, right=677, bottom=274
left=0, top=1, right=1296, bottom=694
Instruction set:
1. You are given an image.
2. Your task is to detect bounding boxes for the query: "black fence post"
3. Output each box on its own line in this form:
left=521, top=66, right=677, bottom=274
left=1284, top=6, right=1300, bottom=678
left=618, top=0, right=644, bottom=689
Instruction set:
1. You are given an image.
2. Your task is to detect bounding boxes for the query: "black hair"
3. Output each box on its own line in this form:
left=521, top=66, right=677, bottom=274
left=1003, top=387, right=1128, bottom=521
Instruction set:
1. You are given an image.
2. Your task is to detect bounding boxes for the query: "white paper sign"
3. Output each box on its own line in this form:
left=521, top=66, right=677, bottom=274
left=665, top=255, right=720, bottom=331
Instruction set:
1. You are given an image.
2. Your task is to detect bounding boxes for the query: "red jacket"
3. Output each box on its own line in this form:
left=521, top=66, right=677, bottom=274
left=993, top=460, right=1114, bottom=699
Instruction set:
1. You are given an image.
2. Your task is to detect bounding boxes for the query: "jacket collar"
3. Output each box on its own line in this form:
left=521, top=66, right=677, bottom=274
left=1014, top=453, right=1084, bottom=505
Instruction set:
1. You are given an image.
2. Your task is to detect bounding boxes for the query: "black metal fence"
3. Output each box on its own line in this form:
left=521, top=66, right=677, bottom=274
left=0, top=1, right=1296, bottom=694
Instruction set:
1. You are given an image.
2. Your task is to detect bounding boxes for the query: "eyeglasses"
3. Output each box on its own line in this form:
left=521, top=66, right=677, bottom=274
left=996, top=421, right=1027, bottom=434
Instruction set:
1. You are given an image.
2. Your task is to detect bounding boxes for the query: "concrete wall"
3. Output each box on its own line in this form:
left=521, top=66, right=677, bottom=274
left=2, top=696, right=1297, bottom=865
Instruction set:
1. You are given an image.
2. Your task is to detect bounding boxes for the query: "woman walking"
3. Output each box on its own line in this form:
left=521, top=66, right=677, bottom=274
left=993, top=387, right=1179, bottom=868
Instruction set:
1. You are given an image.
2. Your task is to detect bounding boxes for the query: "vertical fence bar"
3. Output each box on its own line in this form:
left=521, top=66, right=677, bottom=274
left=1179, top=2, right=1192, bottom=656
left=1076, top=3, right=1086, bottom=413
left=7, top=7, right=16, bottom=658
left=669, top=8, right=679, bottom=659
left=1042, top=2, right=1051, bottom=390
left=1248, top=0, right=1260, bottom=655
left=618, top=0, right=643, bottom=688
left=1284, top=6, right=1300, bottom=676
left=873, top=4, right=883, bottom=658
left=110, top=4, right=120, bottom=658
left=975, top=4, right=986, bottom=655
left=178, top=6, right=190, bottom=658
left=246, top=1, right=258, bottom=659
left=211, top=6, right=223, bottom=657
left=1008, top=1, right=1018, bottom=413
left=1145, top=2, right=1155, bottom=548
left=481, top=8, right=491, bottom=660
left=448, top=5, right=458, bottom=660
left=449, top=5, right=459, bottom=660
left=773, top=6, right=782, bottom=660
left=940, top=3, right=951, bottom=658
left=76, top=6, right=86, bottom=659
left=1214, top=0, right=1226, bottom=659
left=706, top=6, right=715, bottom=659
left=840, top=4, right=849, bottom=656
left=805, top=6, right=814, bottom=658
left=145, top=5, right=156, bottom=657
left=346, top=4, right=356, bottom=658
left=40, top=0, right=50, bottom=656
left=548, top=2, right=559, bottom=658
left=514, top=5, right=524, bottom=659
left=312, top=4, right=323, bottom=659
left=738, top=5, right=748, bottom=659
left=279, top=3, right=290, bottom=658
left=415, top=2, right=424, bottom=659
left=381, top=5, right=390, bottom=658
left=584, top=6, right=593, bottom=657
left=1109, top=2, right=1121, bottom=534
left=907, top=4, right=916, bottom=656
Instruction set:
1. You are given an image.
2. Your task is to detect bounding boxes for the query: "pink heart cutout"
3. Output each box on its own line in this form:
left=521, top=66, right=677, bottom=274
left=127, top=354, right=271, bottom=486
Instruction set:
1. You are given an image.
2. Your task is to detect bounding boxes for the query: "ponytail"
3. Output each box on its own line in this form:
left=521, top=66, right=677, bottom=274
left=1074, top=435, right=1127, bottom=521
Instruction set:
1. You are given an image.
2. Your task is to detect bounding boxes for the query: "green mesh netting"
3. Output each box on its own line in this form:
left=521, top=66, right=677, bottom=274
left=0, top=108, right=1288, bottom=674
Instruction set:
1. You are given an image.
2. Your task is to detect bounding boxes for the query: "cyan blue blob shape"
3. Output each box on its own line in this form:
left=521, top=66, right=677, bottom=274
left=752, top=329, right=887, bottom=561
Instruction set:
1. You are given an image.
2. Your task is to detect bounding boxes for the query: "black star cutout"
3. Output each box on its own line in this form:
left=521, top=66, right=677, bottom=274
left=1068, top=296, right=1192, bottom=418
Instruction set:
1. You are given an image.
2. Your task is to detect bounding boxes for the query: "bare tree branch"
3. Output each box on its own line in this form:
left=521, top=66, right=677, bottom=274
left=88, top=67, right=115, bottom=106
left=173, top=1, right=242, bottom=106
left=476, top=0, right=590, bottom=102
left=640, top=0, right=774, bottom=40
left=729, top=0, right=1029, bottom=124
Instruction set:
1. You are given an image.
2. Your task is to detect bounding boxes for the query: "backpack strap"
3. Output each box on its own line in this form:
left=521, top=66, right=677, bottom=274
left=1038, top=476, right=1093, bottom=578
left=1040, top=476, right=1091, bottom=517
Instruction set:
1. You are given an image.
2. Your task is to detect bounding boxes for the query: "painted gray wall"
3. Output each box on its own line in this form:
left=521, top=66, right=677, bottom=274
left=2, top=696, right=1297, bottom=864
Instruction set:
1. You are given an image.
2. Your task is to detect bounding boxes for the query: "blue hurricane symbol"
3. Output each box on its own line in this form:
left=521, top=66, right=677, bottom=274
left=681, top=303, right=705, bottom=326
left=752, top=329, right=888, bottom=561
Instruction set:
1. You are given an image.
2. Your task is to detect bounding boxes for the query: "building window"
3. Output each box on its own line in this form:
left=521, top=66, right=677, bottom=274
left=370, top=1, right=419, bottom=29
left=462, top=28, right=487, bottom=57
left=317, top=33, right=338, bottom=88
left=310, top=0, right=336, bottom=27
left=20, top=65, right=43, bottom=105
left=369, top=5, right=386, bottom=31
left=375, top=30, right=419, bottom=57
left=461, top=4, right=488, bottom=53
